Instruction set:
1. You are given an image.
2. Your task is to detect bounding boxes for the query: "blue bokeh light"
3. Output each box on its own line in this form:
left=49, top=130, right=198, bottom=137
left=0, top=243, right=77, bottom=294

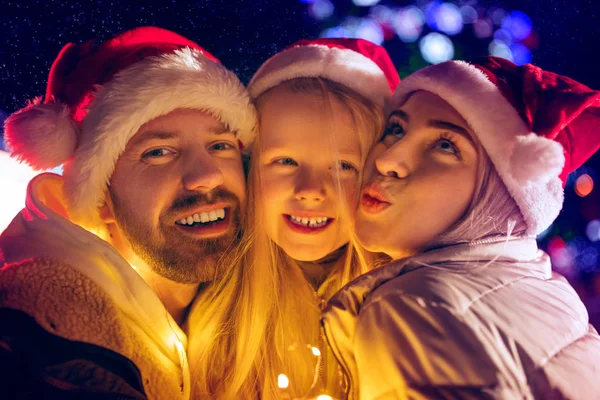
left=510, top=42, right=533, bottom=65
left=356, top=18, right=384, bottom=45
left=434, top=3, right=464, bottom=35
left=309, top=0, right=334, bottom=20
left=419, top=32, right=454, bottom=64
left=502, top=11, right=533, bottom=41
left=352, top=0, right=381, bottom=7
left=393, top=6, right=425, bottom=43
left=460, top=5, right=478, bottom=24
left=489, top=39, right=513, bottom=61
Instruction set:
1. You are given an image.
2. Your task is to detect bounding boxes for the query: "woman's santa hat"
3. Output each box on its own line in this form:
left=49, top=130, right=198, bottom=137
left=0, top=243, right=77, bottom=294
left=390, top=56, right=600, bottom=235
left=248, top=38, right=400, bottom=104
left=4, top=26, right=257, bottom=232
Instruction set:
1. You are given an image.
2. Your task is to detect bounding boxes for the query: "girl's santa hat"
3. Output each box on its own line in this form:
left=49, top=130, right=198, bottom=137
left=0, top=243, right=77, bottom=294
left=4, top=26, right=257, bottom=232
left=390, top=56, right=600, bottom=235
left=248, top=38, right=400, bottom=104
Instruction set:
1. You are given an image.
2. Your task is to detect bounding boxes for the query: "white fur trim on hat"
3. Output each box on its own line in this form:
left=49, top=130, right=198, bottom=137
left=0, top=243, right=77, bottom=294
left=4, top=101, right=79, bottom=171
left=62, top=47, right=257, bottom=231
left=389, top=61, right=565, bottom=235
left=248, top=44, right=391, bottom=105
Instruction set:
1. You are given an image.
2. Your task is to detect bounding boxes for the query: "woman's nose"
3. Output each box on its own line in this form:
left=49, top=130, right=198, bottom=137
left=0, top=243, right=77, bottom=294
left=374, top=143, right=410, bottom=179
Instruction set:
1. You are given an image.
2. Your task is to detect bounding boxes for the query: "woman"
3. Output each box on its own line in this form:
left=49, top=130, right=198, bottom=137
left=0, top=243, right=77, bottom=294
left=188, top=39, right=398, bottom=399
left=322, top=56, right=600, bottom=399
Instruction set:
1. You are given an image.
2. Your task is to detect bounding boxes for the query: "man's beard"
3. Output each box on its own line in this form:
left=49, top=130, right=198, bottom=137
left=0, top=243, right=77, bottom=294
left=110, top=188, right=242, bottom=284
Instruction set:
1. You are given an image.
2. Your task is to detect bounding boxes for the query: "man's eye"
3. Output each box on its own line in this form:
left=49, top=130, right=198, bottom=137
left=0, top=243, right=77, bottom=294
left=274, top=157, right=298, bottom=166
left=211, top=142, right=236, bottom=151
left=142, top=148, right=174, bottom=159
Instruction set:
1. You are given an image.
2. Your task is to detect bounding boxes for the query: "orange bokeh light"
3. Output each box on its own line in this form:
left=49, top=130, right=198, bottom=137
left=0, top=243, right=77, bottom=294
left=575, top=174, right=594, bottom=197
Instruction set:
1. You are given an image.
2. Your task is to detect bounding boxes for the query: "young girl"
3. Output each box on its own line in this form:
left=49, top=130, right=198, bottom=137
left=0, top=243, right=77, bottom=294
left=187, top=39, right=398, bottom=399
left=322, top=56, right=600, bottom=399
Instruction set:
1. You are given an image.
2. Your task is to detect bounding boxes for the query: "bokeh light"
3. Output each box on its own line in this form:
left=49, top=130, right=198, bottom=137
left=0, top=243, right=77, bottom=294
left=489, top=39, right=513, bottom=61
left=510, top=43, right=532, bottom=65
left=493, top=28, right=513, bottom=44
left=502, top=11, right=533, bottom=41
left=460, top=5, right=478, bottom=24
left=419, top=32, right=454, bottom=64
left=321, top=25, right=350, bottom=38
left=432, top=3, right=464, bottom=35
left=575, top=173, right=594, bottom=197
left=473, top=18, right=494, bottom=38
left=309, top=0, right=334, bottom=20
left=356, top=18, right=384, bottom=44
left=586, top=220, right=600, bottom=242
left=393, top=6, right=425, bottom=43
left=352, top=0, right=381, bottom=6
left=490, top=8, right=508, bottom=25
left=369, top=5, right=394, bottom=24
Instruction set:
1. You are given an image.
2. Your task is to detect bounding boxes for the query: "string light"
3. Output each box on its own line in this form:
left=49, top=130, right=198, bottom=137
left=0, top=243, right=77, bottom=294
left=311, top=346, right=321, bottom=356
left=277, top=373, right=290, bottom=389
left=316, top=395, right=333, bottom=400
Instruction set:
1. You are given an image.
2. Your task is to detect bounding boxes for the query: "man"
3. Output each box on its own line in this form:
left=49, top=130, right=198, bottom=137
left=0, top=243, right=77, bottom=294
left=0, top=27, right=256, bottom=399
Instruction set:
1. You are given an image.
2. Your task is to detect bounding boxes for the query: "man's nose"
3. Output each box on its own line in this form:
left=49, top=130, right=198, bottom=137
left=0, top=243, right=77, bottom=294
left=182, top=153, right=225, bottom=192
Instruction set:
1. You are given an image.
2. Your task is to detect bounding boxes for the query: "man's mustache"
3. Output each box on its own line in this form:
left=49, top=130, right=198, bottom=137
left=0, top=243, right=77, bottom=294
left=169, top=188, right=241, bottom=214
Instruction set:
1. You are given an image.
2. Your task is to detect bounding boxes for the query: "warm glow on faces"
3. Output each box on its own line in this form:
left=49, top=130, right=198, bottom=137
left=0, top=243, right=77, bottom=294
left=256, top=86, right=363, bottom=261
left=355, top=91, right=479, bottom=260
left=101, top=109, right=246, bottom=283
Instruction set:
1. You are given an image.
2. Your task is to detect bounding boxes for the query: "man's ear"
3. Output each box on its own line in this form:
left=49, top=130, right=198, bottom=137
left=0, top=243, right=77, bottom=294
left=99, top=193, right=116, bottom=224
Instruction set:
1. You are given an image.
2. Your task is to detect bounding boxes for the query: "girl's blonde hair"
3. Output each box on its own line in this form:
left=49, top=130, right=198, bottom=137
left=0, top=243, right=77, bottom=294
left=188, top=77, right=384, bottom=399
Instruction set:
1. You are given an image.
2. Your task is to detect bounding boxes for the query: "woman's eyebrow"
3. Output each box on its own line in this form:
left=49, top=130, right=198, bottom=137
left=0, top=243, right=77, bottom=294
left=428, top=120, right=475, bottom=145
left=389, top=109, right=409, bottom=122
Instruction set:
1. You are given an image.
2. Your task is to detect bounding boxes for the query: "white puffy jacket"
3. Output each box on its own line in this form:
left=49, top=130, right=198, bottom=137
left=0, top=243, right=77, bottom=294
left=322, top=238, right=600, bottom=400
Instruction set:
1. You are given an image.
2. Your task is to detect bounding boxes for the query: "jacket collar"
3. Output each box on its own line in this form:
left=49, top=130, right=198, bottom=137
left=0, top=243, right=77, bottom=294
left=0, top=173, right=188, bottom=363
left=325, top=237, right=545, bottom=317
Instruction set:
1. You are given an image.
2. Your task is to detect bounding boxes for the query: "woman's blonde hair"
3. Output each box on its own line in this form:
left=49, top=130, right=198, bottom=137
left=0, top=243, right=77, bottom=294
left=187, top=77, right=384, bottom=399
left=429, top=139, right=529, bottom=249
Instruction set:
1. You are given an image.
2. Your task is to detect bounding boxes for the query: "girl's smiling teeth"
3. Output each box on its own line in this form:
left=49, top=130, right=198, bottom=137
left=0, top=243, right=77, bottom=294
left=176, top=208, right=226, bottom=226
left=287, top=215, right=330, bottom=228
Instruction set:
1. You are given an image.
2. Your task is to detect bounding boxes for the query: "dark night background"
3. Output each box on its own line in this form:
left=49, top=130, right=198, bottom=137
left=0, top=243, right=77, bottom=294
left=1, top=0, right=599, bottom=327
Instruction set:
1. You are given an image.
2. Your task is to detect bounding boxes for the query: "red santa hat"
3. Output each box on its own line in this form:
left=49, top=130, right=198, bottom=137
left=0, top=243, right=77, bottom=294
left=390, top=56, right=600, bottom=235
left=248, top=38, right=400, bottom=105
left=4, top=26, right=257, bottom=232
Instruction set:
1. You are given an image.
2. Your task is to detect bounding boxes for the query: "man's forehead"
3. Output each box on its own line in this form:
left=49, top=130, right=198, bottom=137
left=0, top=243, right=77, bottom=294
left=129, top=110, right=233, bottom=145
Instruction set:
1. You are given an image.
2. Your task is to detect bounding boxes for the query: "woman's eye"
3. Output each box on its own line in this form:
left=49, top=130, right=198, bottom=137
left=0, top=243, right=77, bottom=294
left=142, top=148, right=174, bottom=159
left=211, top=142, right=235, bottom=151
left=381, top=123, right=405, bottom=141
left=274, top=157, right=298, bottom=166
left=434, top=138, right=460, bottom=157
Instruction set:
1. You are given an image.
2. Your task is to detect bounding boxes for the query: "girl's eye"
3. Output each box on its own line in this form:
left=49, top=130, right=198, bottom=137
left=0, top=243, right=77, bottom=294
left=381, top=122, right=406, bottom=141
left=337, top=161, right=358, bottom=172
left=274, top=157, right=298, bottom=166
left=142, top=148, right=174, bottom=159
left=211, top=142, right=236, bottom=151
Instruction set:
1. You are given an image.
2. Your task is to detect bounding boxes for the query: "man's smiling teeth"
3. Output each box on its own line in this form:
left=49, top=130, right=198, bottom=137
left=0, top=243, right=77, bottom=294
left=177, top=209, right=225, bottom=225
left=289, top=215, right=329, bottom=228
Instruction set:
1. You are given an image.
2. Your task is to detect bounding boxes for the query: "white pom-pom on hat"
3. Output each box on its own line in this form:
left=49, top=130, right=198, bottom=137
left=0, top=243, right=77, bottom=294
left=4, top=101, right=78, bottom=171
left=509, top=133, right=566, bottom=185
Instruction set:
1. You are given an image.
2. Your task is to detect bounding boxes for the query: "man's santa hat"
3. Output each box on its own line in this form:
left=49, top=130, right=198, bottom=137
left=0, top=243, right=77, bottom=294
left=4, top=27, right=257, bottom=232
left=390, top=56, right=600, bottom=235
left=248, top=38, right=400, bottom=105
